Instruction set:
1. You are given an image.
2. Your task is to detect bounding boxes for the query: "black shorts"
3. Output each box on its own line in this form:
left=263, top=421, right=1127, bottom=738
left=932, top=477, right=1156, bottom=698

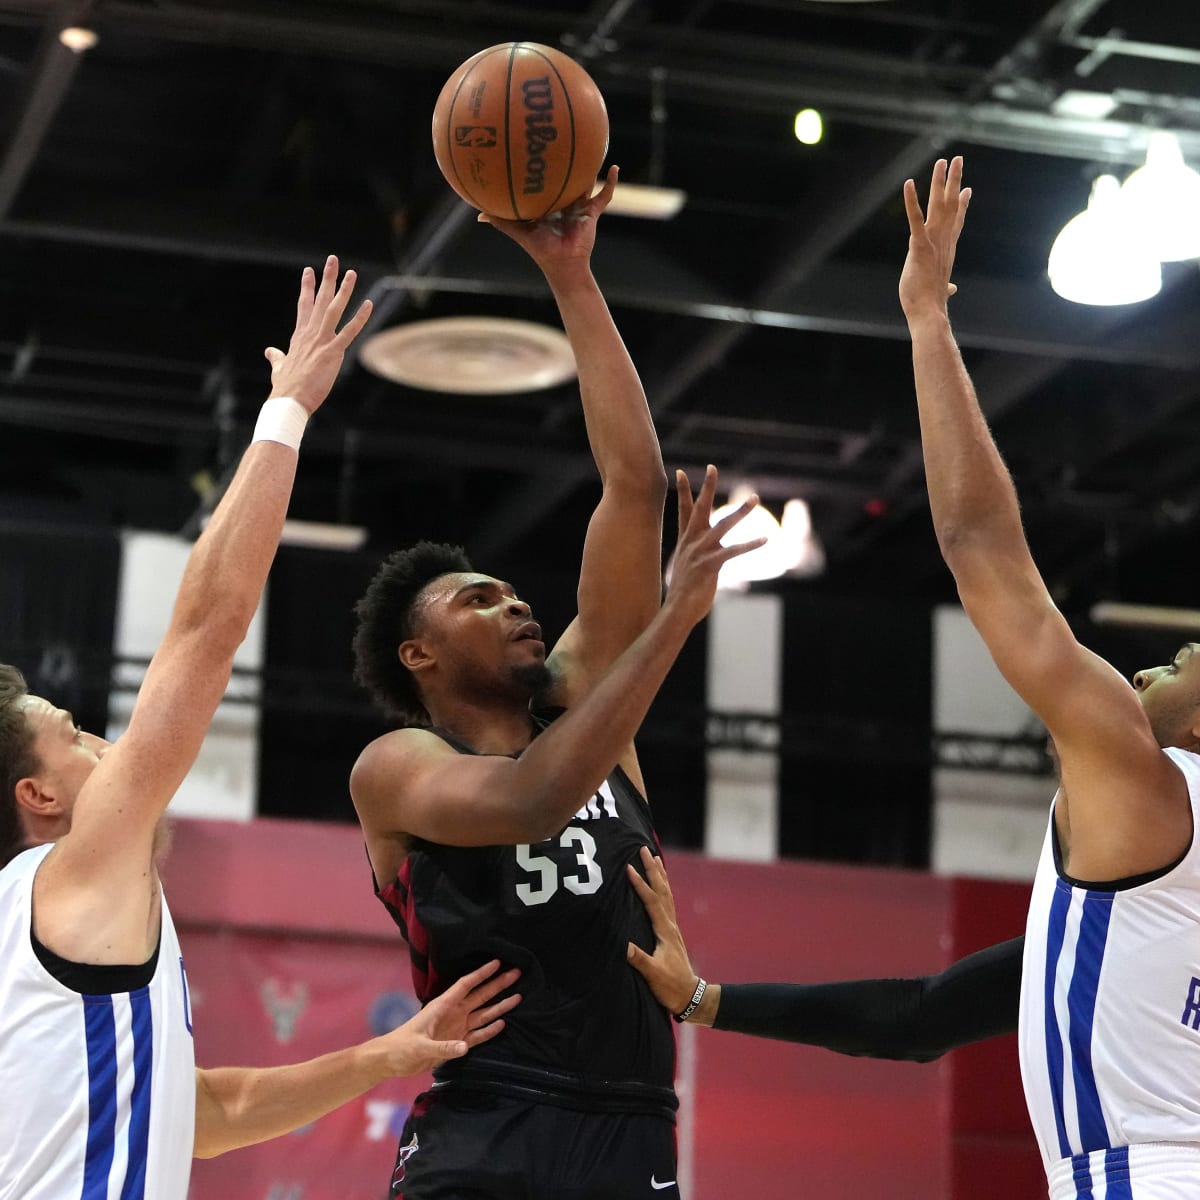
left=390, top=1087, right=680, bottom=1199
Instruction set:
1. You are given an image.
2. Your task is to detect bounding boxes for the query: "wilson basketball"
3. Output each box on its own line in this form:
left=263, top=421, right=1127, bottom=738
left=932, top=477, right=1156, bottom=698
left=431, top=42, right=609, bottom=221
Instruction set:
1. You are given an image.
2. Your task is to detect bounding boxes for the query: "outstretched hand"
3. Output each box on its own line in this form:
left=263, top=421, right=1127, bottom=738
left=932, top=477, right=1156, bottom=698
left=373, top=959, right=521, bottom=1078
left=264, top=255, right=374, bottom=415
left=477, top=165, right=620, bottom=272
left=626, top=846, right=700, bottom=1015
left=666, top=465, right=766, bottom=628
left=899, top=156, right=971, bottom=321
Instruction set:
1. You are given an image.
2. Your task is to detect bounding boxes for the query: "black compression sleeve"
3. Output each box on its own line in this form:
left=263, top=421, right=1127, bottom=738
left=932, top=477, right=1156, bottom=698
left=712, top=935, right=1023, bottom=1063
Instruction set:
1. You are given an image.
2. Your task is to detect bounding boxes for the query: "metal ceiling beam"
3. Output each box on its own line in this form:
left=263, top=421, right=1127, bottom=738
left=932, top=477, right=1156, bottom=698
left=0, top=0, right=93, bottom=219
left=470, top=0, right=1117, bottom=559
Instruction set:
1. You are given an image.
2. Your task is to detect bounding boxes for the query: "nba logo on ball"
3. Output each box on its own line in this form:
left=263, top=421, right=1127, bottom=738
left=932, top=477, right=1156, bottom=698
left=432, top=42, right=609, bottom=221
left=454, top=126, right=496, bottom=148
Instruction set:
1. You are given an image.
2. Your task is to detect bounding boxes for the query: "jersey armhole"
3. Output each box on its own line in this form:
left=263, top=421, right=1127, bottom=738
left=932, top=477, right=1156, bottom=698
left=30, top=921, right=161, bottom=994
left=1051, top=814, right=1191, bottom=893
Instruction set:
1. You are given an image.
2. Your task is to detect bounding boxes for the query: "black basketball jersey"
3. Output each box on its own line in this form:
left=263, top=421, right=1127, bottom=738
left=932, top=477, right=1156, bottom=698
left=374, top=720, right=677, bottom=1115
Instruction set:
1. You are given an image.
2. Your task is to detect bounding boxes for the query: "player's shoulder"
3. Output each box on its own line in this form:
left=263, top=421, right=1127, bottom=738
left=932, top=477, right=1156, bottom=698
left=354, top=727, right=457, bottom=777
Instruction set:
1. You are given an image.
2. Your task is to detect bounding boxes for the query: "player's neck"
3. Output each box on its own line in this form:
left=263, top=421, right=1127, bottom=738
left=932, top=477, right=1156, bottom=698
left=426, top=697, right=536, bottom=757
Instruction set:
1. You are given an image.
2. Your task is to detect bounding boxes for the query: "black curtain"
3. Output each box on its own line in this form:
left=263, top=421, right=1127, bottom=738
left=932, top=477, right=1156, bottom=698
left=0, top=517, right=120, bottom=735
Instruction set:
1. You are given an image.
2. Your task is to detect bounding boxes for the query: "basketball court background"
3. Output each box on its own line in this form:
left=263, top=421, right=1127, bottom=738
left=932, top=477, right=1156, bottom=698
left=173, top=818, right=1040, bottom=1200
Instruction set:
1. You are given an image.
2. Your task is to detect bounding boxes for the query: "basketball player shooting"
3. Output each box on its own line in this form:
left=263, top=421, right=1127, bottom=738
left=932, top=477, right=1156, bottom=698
left=0, top=259, right=520, bottom=1200
left=903, top=156, right=1200, bottom=1198
left=350, top=179, right=764, bottom=1200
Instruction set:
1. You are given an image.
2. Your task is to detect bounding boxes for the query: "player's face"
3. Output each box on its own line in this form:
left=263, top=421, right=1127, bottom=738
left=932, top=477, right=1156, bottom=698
left=1132, top=643, right=1200, bottom=748
left=415, top=573, right=549, bottom=695
left=21, top=696, right=111, bottom=817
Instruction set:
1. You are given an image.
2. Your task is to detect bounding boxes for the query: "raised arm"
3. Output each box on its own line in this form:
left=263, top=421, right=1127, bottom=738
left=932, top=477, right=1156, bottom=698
left=480, top=168, right=668, bottom=697
left=352, top=469, right=764, bottom=847
left=35, top=258, right=372, bottom=962
left=194, top=960, right=519, bottom=1158
left=899, top=158, right=1187, bottom=880
left=625, top=847, right=1020, bottom=1061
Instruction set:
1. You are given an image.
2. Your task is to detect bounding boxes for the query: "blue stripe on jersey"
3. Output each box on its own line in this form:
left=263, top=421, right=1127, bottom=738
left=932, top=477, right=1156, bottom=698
left=1104, top=1146, right=1133, bottom=1199
left=1044, top=883, right=1074, bottom=1158
left=1069, top=1152, right=1094, bottom=1199
left=81, top=995, right=118, bottom=1200
left=1067, top=894, right=1114, bottom=1154
left=120, top=989, right=154, bottom=1200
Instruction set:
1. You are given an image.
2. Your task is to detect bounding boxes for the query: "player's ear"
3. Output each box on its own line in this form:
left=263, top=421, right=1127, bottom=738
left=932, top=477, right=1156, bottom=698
left=399, top=638, right=435, bottom=675
left=13, top=774, right=61, bottom=820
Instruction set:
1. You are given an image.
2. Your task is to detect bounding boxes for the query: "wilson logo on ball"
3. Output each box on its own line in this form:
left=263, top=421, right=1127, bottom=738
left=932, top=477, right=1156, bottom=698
left=520, top=76, right=557, bottom=196
left=432, top=42, right=609, bottom=221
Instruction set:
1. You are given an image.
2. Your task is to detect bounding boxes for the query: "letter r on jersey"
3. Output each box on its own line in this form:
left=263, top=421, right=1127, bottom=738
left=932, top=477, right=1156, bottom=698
left=1181, top=976, right=1200, bottom=1030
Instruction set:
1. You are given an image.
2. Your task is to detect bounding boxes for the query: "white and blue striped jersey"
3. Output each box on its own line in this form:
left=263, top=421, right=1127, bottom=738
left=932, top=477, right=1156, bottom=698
left=0, top=844, right=196, bottom=1200
left=1020, top=746, right=1200, bottom=1199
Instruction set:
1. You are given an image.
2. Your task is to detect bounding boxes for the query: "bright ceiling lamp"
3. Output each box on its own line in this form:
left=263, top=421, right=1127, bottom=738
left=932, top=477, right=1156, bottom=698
left=603, top=180, right=687, bottom=219
left=794, top=108, right=823, bottom=146
left=1048, top=175, right=1161, bottom=306
left=711, top=488, right=825, bottom=591
left=1120, top=131, right=1200, bottom=262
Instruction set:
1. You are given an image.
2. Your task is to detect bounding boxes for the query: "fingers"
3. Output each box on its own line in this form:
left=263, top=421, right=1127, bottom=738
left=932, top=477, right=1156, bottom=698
left=467, top=991, right=522, bottom=1031
left=953, top=186, right=971, bottom=242
left=675, top=469, right=694, bottom=542
left=927, top=158, right=947, bottom=221
left=710, top=491, right=759, bottom=541
left=320, top=266, right=358, bottom=336
left=454, top=960, right=521, bottom=1004
left=294, top=265, right=316, bottom=332
left=719, top=534, right=769, bottom=564
left=465, top=1017, right=507, bottom=1048
left=626, top=941, right=654, bottom=974
left=626, top=860, right=659, bottom=909
left=640, top=847, right=677, bottom=918
left=687, top=464, right=720, bottom=530
left=263, top=347, right=284, bottom=368
left=592, top=163, right=619, bottom=212
left=944, top=155, right=963, bottom=209
left=902, top=178, right=925, bottom=237
left=435, top=1039, right=469, bottom=1060
left=334, top=296, right=374, bottom=348
left=310, top=254, right=339, bottom=322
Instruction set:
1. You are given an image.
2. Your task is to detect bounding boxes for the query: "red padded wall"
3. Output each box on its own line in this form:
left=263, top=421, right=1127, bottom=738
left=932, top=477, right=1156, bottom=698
left=164, top=817, right=1039, bottom=1199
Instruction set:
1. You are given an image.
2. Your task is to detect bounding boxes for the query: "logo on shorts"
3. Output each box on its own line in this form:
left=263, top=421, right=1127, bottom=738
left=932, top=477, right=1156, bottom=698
left=455, top=126, right=496, bottom=148
left=650, top=1175, right=676, bottom=1191
left=392, top=1132, right=420, bottom=1185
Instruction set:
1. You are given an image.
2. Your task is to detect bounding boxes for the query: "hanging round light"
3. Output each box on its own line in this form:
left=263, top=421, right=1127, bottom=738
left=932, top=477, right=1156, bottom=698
left=1047, top=175, right=1162, bottom=306
left=708, top=489, right=825, bottom=590
left=1119, top=131, right=1200, bottom=262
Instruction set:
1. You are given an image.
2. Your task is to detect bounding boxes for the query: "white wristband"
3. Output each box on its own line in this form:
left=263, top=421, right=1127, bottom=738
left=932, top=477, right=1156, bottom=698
left=251, top=396, right=308, bottom=451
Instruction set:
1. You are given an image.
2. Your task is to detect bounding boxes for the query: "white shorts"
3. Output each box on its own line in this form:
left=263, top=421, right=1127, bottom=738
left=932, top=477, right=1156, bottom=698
left=1047, top=1144, right=1200, bottom=1200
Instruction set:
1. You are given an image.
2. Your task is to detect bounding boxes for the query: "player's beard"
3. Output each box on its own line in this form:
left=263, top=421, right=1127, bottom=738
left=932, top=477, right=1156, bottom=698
left=511, top=660, right=553, bottom=701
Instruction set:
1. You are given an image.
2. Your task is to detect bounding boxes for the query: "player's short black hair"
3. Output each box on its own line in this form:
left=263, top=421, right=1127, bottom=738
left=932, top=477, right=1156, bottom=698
left=353, top=541, right=474, bottom=726
left=0, top=665, right=38, bottom=868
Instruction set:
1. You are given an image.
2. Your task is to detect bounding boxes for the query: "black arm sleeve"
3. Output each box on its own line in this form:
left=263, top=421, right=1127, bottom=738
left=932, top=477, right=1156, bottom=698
left=712, top=935, right=1023, bottom=1063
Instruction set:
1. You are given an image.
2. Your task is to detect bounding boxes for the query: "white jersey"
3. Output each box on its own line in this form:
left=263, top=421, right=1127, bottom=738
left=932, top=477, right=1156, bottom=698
left=0, top=844, right=196, bottom=1200
left=1020, top=747, right=1200, bottom=1198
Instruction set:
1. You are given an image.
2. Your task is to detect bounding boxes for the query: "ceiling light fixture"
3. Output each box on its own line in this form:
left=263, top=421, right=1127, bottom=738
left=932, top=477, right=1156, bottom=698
left=603, top=180, right=687, bottom=220
left=59, top=26, right=98, bottom=52
left=710, top=488, right=825, bottom=591
left=1047, top=174, right=1161, bottom=306
left=1119, top=131, right=1200, bottom=263
left=359, top=316, right=577, bottom=394
left=199, top=515, right=367, bottom=551
left=794, top=108, right=824, bottom=146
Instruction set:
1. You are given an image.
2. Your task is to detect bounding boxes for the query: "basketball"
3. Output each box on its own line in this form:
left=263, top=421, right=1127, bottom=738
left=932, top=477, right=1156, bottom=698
left=431, top=42, right=609, bottom=221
